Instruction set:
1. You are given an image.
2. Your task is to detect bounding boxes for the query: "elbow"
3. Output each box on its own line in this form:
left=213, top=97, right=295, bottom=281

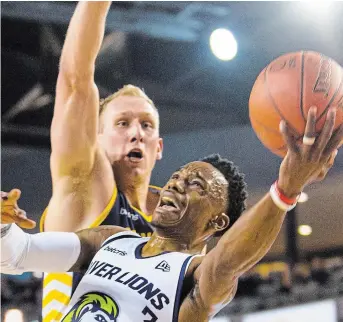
left=58, top=61, right=95, bottom=90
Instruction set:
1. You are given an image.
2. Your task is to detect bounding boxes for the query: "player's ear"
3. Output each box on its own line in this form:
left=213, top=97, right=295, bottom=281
left=156, top=138, right=163, bottom=160
left=211, top=213, right=229, bottom=233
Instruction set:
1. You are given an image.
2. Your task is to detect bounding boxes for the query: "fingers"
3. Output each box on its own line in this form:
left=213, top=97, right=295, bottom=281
left=8, top=189, right=21, bottom=201
left=312, top=149, right=337, bottom=183
left=313, top=108, right=336, bottom=159
left=1, top=210, right=36, bottom=229
left=18, top=218, right=36, bottom=229
left=1, top=191, right=9, bottom=200
left=1, top=189, right=21, bottom=205
left=303, top=107, right=318, bottom=156
left=280, top=120, right=299, bottom=154
left=323, top=124, right=343, bottom=159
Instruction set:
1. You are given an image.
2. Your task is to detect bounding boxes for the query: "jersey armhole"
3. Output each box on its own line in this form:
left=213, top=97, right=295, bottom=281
left=39, top=184, right=118, bottom=232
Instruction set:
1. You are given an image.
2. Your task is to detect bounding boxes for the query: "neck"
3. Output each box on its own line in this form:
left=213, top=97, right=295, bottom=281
left=142, top=232, right=206, bottom=257
left=115, top=173, right=151, bottom=214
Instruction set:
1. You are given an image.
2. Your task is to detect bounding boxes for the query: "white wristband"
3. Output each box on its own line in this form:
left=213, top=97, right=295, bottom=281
left=269, top=183, right=298, bottom=212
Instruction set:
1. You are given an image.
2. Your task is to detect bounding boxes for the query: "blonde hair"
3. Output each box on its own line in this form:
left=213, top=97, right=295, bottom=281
left=99, top=84, right=156, bottom=116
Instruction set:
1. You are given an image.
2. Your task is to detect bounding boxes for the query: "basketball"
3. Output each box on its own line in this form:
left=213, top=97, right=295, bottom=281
left=249, top=51, right=343, bottom=157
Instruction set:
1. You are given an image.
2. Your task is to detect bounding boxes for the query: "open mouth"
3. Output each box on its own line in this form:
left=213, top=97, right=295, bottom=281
left=127, top=149, right=143, bottom=162
left=159, top=196, right=179, bottom=211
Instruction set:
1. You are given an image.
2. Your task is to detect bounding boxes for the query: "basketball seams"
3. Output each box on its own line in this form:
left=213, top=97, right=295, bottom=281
left=300, top=51, right=306, bottom=122
left=263, top=63, right=301, bottom=137
left=253, top=118, right=283, bottom=135
left=252, top=117, right=302, bottom=155
left=251, top=51, right=343, bottom=158
left=315, top=62, right=343, bottom=126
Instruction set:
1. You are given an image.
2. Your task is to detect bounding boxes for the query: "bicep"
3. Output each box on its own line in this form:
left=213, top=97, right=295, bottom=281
left=51, top=76, right=100, bottom=174
left=45, top=149, right=116, bottom=232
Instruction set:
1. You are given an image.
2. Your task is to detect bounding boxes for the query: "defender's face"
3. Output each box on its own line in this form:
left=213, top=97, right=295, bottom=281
left=98, top=96, right=163, bottom=179
left=152, top=161, right=229, bottom=237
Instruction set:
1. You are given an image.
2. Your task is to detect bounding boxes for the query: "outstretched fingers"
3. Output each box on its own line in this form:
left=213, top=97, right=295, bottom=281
left=280, top=120, right=299, bottom=154
left=302, top=107, right=318, bottom=157
left=312, top=108, right=337, bottom=160
left=322, top=124, right=343, bottom=159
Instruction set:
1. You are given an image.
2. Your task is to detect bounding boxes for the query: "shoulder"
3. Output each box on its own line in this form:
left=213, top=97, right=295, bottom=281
left=76, top=225, right=128, bottom=244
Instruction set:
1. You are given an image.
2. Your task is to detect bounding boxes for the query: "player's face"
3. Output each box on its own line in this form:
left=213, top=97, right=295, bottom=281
left=98, top=96, right=163, bottom=180
left=152, top=161, right=229, bottom=241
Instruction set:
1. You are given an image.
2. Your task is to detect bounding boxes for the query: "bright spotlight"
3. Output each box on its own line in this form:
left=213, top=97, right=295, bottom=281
left=298, top=225, right=312, bottom=236
left=210, top=28, right=238, bottom=61
left=4, top=309, right=24, bottom=322
left=297, top=1, right=332, bottom=13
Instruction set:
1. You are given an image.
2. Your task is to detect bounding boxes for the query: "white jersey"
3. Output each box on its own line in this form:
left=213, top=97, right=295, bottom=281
left=61, top=231, right=197, bottom=322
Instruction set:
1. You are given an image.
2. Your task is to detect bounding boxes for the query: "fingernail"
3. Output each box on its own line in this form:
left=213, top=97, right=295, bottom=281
left=279, top=121, right=284, bottom=132
left=334, top=149, right=338, bottom=157
left=311, top=106, right=317, bottom=114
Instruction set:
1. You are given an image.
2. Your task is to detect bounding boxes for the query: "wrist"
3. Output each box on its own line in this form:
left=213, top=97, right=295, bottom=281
left=270, top=181, right=301, bottom=212
left=276, top=179, right=303, bottom=199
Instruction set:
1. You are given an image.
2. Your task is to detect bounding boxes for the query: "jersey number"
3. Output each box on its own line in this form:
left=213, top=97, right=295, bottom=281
left=142, top=306, right=157, bottom=322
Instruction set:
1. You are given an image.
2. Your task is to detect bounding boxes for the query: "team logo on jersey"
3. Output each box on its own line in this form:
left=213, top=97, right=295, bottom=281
left=155, top=260, right=170, bottom=272
left=61, top=292, right=119, bottom=322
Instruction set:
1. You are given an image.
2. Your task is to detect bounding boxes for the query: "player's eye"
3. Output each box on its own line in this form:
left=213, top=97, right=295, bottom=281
left=171, top=174, right=180, bottom=180
left=189, top=179, right=204, bottom=189
left=117, top=120, right=128, bottom=127
left=142, top=121, right=153, bottom=129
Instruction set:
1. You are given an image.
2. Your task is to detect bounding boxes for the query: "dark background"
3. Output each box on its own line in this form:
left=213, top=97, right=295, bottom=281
left=2, top=1, right=343, bottom=260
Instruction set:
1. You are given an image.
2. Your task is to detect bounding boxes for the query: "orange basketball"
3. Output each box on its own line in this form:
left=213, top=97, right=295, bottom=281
left=249, top=51, right=343, bottom=157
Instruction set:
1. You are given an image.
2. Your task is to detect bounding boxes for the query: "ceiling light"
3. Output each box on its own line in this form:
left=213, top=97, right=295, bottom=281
left=298, top=225, right=312, bottom=236
left=209, top=28, right=238, bottom=61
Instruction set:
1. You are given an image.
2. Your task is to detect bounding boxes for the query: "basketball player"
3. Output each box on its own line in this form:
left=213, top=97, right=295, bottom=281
left=2, top=107, right=342, bottom=321
left=40, top=2, right=163, bottom=319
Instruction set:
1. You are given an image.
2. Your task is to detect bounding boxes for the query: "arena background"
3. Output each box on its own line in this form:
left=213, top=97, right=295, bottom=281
left=1, top=1, right=343, bottom=321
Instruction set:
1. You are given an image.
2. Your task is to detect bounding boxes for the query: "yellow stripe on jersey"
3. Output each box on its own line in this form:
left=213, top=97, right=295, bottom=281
left=40, top=184, right=159, bottom=321
left=43, top=309, right=64, bottom=322
left=43, top=273, right=73, bottom=288
left=43, top=289, right=71, bottom=308
left=88, top=184, right=118, bottom=228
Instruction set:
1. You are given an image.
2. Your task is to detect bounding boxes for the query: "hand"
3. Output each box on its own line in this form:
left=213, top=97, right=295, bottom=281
left=1, top=189, right=36, bottom=229
left=278, top=107, right=343, bottom=197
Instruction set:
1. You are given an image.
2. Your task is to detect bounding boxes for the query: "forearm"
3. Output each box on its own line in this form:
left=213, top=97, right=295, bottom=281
left=1, top=224, right=80, bottom=274
left=217, top=193, right=286, bottom=276
left=60, top=1, right=111, bottom=80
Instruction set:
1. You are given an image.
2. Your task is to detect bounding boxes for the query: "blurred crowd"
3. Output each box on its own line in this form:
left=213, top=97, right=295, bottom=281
left=226, top=255, right=343, bottom=315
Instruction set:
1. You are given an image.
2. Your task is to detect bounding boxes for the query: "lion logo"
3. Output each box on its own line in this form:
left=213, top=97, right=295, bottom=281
left=62, top=292, right=119, bottom=322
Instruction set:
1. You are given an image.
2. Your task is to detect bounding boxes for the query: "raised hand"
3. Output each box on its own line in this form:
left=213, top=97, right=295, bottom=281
left=278, top=107, right=343, bottom=197
left=1, top=189, right=36, bottom=229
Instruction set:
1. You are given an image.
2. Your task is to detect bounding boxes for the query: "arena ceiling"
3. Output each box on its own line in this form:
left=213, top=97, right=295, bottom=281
left=1, top=1, right=343, bottom=259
